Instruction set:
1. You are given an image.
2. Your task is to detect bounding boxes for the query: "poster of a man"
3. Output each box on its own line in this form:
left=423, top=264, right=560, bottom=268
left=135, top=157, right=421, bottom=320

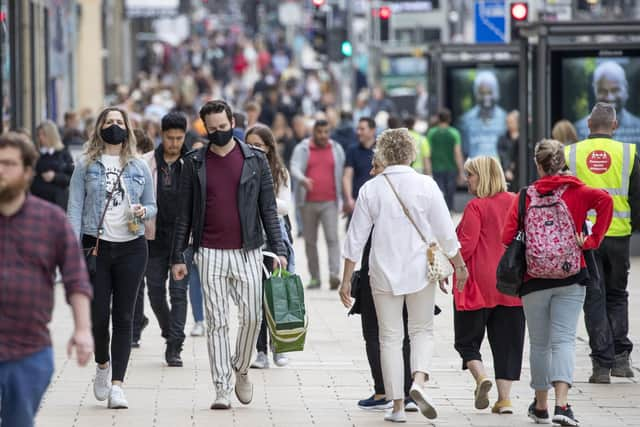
left=574, top=61, right=640, bottom=144
left=456, top=70, right=507, bottom=158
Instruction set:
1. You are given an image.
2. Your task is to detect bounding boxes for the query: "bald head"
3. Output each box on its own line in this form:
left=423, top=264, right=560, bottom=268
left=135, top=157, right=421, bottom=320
left=588, top=102, right=618, bottom=135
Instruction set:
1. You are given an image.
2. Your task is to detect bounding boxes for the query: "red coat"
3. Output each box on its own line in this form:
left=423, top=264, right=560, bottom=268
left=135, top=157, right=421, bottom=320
left=502, top=174, right=613, bottom=278
left=454, top=191, right=522, bottom=311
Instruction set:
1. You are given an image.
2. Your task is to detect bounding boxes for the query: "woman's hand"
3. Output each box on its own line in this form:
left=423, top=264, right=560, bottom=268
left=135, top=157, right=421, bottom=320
left=454, top=265, right=468, bottom=292
left=439, top=278, right=449, bottom=294
left=339, top=280, right=352, bottom=309
left=131, top=203, right=146, bottom=218
left=576, top=231, right=586, bottom=248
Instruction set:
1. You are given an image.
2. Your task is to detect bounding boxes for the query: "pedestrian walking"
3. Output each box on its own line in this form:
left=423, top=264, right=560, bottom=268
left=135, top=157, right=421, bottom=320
left=565, top=102, right=640, bottom=383
left=290, top=119, right=345, bottom=289
left=30, top=120, right=75, bottom=210
left=142, top=112, right=192, bottom=367
left=503, top=139, right=613, bottom=426
left=245, top=125, right=294, bottom=369
left=342, top=117, right=376, bottom=217
left=171, top=100, right=287, bottom=410
left=405, top=117, right=431, bottom=175
left=454, top=156, right=525, bottom=415
left=67, top=107, right=157, bottom=409
left=0, top=132, right=93, bottom=427
left=340, top=128, right=468, bottom=423
left=427, top=108, right=464, bottom=212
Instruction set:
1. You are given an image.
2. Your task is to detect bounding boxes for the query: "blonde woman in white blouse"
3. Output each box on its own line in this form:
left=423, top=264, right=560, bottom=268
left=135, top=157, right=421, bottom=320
left=340, top=128, right=468, bottom=423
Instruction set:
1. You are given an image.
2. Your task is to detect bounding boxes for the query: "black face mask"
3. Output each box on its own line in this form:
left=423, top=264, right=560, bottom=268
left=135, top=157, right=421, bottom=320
left=101, top=124, right=128, bottom=145
left=208, top=128, right=234, bottom=147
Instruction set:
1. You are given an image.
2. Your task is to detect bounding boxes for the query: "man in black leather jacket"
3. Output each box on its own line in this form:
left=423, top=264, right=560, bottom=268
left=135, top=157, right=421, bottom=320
left=171, top=100, right=286, bottom=410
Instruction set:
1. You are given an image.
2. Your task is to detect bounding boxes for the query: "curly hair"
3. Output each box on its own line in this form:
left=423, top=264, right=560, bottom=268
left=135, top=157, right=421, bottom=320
left=83, top=107, right=138, bottom=165
left=376, top=128, right=416, bottom=166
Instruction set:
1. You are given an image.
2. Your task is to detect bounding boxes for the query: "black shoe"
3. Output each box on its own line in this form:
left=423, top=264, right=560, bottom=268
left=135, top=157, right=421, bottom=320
left=528, top=399, right=550, bottom=424
left=611, top=351, right=634, bottom=378
left=165, top=342, right=183, bottom=367
left=141, top=315, right=149, bottom=332
left=588, top=359, right=611, bottom=383
left=553, top=404, right=579, bottom=426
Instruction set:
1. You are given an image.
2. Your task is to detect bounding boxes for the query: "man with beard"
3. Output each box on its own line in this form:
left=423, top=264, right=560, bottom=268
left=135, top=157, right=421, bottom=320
left=458, top=70, right=507, bottom=158
left=575, top=61, right=640, bottom=145
left=0, top=132, right=93, bottom=426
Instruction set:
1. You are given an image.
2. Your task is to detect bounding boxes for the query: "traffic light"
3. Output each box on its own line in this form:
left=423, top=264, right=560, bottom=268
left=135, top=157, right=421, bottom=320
left=311, top=8, right=328, bottom=55
left=510, top=2, right=528, bottom=41
left=312, top=0, right=325, bottom=8
left=341, top=40, right=353, bottom=57
left=379, top=6, right=391, bottom=42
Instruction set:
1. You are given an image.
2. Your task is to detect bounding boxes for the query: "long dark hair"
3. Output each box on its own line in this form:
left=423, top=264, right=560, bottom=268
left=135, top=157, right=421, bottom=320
left=245, top=125, right=288, bottom=194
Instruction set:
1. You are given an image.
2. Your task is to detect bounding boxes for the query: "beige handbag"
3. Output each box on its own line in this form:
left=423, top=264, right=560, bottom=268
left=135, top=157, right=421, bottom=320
left=383, top=175, right=453, bottom=283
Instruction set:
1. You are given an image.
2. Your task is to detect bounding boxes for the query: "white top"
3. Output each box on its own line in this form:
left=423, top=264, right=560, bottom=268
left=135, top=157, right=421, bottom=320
left=101, top=155, right=133, bottom=242
left=276, top=172, right=292, bottom=217
left=343, top=165, right=460, bottom=296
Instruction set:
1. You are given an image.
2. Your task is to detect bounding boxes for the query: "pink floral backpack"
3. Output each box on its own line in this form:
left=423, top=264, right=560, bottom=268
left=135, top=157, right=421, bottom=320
left=524, top=185, right=581, bottom=279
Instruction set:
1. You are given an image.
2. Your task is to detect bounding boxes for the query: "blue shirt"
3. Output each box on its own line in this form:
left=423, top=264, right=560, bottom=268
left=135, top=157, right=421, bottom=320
left=346, top=143, right=375, bottom=199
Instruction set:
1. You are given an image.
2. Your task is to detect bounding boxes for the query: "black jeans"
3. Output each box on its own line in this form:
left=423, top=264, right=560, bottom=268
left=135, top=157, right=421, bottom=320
left=360, top=277, right=412, bottom=397
left=453, top=305, right=525, bottom=380
left=132, top=278, right=147, bottom=342
left=584, top=236, right=633, bottom=367
left=145, top=253, right=188, bottom=346
left=83, top=235, right=147, bottom=382
left=433, top=171, right=458, bottom=211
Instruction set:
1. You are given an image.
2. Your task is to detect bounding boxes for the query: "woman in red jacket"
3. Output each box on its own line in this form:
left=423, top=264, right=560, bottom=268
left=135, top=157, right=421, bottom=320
left=502, top=139, right=613, bottom=426
left=454, top=156, right=524, bottom=416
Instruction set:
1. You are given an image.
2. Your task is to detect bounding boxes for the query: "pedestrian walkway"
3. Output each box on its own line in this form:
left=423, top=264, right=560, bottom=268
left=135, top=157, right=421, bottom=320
left=37, top=234, right=640, bottom=427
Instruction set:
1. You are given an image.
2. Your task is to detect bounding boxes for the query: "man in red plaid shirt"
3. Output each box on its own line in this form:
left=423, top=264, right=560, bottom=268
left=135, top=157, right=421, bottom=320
left=0, top=133, right=93, bottom=427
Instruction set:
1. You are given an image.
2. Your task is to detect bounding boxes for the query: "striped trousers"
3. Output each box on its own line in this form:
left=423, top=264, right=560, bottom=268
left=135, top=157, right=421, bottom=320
left=194, top=247, right=263, bottom=395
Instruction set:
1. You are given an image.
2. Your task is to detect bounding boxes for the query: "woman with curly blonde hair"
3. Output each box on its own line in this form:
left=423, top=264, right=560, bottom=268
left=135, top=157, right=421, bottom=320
left=68, top=106, right=156, bottom=410
left=340, top=128, right=468, bottom=423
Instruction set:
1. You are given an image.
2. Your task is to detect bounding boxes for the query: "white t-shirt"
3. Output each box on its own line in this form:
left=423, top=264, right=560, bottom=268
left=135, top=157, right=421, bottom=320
left=101, top=155, right=133, bottom=242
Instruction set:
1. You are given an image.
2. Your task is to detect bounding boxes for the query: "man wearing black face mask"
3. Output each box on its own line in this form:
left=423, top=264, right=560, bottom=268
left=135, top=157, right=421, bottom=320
left=171, top=100, right=287, bottom=411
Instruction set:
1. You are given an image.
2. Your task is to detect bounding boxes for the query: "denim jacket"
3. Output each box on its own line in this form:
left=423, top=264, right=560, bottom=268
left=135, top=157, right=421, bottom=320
left=67, top=155, right=157, bottom=239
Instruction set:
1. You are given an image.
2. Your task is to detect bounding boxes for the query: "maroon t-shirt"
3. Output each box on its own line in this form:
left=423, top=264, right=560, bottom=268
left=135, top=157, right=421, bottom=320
left=201, top=143, right=244, bottom=249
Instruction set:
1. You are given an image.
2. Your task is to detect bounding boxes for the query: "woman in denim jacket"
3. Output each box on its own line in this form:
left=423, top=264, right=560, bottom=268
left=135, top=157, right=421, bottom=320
left=67, top=107, right=156, bottom=410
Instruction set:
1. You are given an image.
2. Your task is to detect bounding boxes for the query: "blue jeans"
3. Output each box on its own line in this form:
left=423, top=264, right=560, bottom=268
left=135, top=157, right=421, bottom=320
left=185, top=246, right=204, bottom=323
left=522, top=284, right=586, bottom=390
left=0, top=347, right=54, bottom=427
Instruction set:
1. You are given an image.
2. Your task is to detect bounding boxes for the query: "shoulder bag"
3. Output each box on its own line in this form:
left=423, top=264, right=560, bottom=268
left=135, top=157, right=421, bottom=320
left=84, top=167, right=126, bottom=276
left=496, top=187, right=527, bottom=296
left=383, top=174, right=453, bottom=283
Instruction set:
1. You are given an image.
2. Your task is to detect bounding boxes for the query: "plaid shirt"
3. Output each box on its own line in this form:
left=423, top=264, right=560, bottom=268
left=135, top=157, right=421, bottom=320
left=0, top=195, right=92, bottom=361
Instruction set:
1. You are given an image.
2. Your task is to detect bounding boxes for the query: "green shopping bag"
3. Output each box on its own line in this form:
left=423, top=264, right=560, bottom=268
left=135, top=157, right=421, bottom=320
left=263, top=268, right=308, bottom=353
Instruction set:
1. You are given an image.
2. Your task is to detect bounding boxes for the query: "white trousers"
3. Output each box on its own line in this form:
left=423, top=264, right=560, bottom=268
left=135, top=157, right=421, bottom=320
left=195, top=248, right=263, bottom=395
left=372, top=283, right=436, bottom=400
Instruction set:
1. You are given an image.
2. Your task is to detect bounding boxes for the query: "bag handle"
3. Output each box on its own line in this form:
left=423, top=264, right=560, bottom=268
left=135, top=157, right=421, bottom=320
left=92, top=167, right=126, bottom=256
left=383, top=174, right=427, bottom=244
left=517, top=187, right=527, bottom=232
left=262, top=251, right=283, bottom=278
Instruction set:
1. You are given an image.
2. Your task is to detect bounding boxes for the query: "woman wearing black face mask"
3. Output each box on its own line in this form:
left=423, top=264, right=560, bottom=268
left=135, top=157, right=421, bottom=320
left=67, top=107, right=157, bottom=410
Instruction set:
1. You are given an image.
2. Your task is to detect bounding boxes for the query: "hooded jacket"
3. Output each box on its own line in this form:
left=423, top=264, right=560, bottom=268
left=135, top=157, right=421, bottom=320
left=502, top=174, right=613, bottom=296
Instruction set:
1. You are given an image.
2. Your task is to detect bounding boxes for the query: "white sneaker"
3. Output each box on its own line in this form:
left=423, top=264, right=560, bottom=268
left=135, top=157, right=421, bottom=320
left=273, top=352, right=289, bottom=367
left=190, top=321, right=205, bottom=337
left=108, top=385, right=128, bottom=409
left=210, top=393, right=231, bottom=410
left=93, top=364, right=111, bottom=401
left=234, top=371, right=253, bottom=404
left=250, top=351, right=269, bottom=369
left=384, top=409, right=407, bottom=423
left=409, top=383, right=437, bottom=420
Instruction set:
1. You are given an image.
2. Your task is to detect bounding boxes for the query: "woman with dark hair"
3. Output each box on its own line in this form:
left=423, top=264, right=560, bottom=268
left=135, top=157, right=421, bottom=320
left=67, top=107, right=157, bottom=409
left=31, top=120, right=75, bottom=210
left=245, top=125, right=294, bottom=369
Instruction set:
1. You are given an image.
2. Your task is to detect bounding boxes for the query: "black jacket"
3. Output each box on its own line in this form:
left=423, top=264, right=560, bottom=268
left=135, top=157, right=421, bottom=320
left=31, top=148, right=74, bottom=210
left=172, top=139, right=286, bottom=264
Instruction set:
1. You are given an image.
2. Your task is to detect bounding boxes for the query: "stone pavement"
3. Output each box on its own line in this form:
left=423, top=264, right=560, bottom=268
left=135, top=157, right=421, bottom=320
left=37, top=227, right=640, bottom=427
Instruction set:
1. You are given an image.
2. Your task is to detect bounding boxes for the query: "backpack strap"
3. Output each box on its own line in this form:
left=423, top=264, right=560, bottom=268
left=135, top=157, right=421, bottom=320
left=517, top=187, right=527, bottom=231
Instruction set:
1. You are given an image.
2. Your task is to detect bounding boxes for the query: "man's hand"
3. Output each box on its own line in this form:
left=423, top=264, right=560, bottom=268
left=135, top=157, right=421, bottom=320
left=172, top=264, right=188, bottom=281
left=67, top=328, right=94, bottom=366
left=42, top=171, right=55, bottom=182
left=273, top=256, right=288, bottom=271
left=339, top=280, right=352, bottom=309
left=457, top=173, right=466, bottom=186
left=302, top=177, right=314, bottom=191
left=343, top=197, right=355, bottom=215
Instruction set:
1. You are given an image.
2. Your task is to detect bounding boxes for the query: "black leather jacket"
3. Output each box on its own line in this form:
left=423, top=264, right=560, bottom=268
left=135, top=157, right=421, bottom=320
left=171, top=139, right=285, bottom=264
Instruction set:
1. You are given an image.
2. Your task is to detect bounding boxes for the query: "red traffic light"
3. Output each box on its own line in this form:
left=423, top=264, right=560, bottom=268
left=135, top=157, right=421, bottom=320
left=312, top=0, right=325, bottom=7
left=511, top=2, right=528, bottom=21
left=379, top=6, right=391, bottom=20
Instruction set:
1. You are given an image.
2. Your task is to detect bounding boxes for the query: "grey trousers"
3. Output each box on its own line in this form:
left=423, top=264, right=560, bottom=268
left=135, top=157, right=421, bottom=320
left=301, top=201, right=340, bottom=283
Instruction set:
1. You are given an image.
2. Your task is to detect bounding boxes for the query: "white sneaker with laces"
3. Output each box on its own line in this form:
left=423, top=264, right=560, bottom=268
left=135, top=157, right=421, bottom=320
left=273, top=352, right=289, bottom=367
left=108, top=384, right=128, bottom=409
left=409, top=383, right=437, bottom=420
left=190, top=321, right=205, bottom=337
left=93, top=364, right=111, bottom=401
left=234, top=371, right=253, bottom=404
left=251, top=351, right=269, bottom=369
left=384, top=409, right=407, bottom=423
